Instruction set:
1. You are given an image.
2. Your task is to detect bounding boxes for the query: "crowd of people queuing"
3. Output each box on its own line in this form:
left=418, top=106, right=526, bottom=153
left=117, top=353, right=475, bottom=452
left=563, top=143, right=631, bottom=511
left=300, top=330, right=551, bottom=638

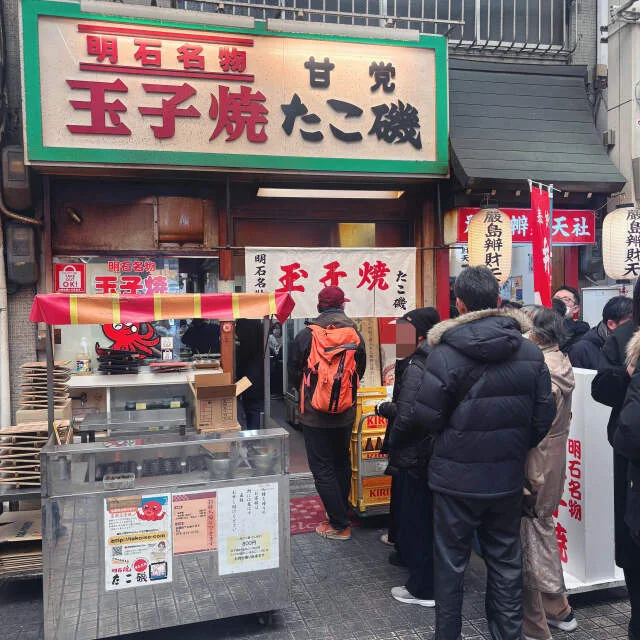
left=288, top=269, right=639, bottom=640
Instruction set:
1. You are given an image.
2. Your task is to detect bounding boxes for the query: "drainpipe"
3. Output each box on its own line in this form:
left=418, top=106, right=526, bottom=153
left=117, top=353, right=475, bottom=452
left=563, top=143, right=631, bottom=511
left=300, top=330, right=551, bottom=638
left=0, top=221, right=9, bottom=427
left=0, top=189, right=42, bottom=428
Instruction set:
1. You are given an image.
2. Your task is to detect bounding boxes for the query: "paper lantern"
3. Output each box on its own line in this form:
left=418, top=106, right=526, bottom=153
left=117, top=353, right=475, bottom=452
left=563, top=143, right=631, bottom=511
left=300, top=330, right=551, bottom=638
left=603, top=205, right=640, bottom=280
left=467, top=207, right=512, bottom=285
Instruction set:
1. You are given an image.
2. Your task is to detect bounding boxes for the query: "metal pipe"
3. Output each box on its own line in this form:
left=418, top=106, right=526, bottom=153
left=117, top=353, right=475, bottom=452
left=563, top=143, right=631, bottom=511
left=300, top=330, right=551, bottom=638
left=0, top=189, right=43, bottom=226
left=0, top=221, right=9, bottom=428
left=46, top=324, right=54, bottom=436
left=263, top=316, right=270, bottom=427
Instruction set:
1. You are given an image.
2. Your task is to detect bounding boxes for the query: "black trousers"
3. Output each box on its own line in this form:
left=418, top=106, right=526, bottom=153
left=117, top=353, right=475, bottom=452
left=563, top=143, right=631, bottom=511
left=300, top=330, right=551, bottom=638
left=395, top=469, right=435, bottom=599
left=433, top=492, right=523, bottom=640
left=626, top=568, right=640, bottom=639
left=303, top=425, right=352, bottom=530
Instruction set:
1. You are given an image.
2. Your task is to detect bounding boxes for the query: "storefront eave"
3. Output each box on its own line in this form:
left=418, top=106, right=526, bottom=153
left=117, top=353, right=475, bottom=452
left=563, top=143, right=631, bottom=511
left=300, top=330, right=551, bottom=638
left=29, top=161, right=450, bottom=188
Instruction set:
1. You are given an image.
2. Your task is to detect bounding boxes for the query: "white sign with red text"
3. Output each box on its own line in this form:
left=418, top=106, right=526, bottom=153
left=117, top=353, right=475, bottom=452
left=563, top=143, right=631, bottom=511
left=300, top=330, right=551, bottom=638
left=245, top=247, right=416, bottom=318
left=555, top=369, right=624, bottom=590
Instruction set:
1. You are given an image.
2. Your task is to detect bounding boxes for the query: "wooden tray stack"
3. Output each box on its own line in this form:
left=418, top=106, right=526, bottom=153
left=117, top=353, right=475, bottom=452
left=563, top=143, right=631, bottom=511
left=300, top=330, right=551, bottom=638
left=0, top=421, right=71, bottom=489
left=0, top=510, right=42, bottom=578
left=19, top=361, right=71, bottom=411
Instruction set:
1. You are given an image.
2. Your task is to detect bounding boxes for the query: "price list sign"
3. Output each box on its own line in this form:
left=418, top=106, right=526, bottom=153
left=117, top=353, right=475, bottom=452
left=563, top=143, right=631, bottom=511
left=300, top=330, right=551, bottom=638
left=216, top=482, right=279, bottom=576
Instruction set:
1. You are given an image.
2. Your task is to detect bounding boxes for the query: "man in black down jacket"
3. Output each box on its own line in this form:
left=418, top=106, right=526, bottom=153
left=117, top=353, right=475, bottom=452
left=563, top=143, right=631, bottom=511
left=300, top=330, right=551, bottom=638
left=569, top=295, right=632, bottom=370
left=413, top=266, right=556, bottom=640
left=288, top=286, right=366, bottom=541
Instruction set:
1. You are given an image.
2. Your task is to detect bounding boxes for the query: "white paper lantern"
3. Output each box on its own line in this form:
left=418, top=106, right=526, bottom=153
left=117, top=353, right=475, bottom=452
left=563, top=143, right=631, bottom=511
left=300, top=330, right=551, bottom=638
left=467, top=207, right=512, bottom=285
left=603, top=205, right=640, bottom=280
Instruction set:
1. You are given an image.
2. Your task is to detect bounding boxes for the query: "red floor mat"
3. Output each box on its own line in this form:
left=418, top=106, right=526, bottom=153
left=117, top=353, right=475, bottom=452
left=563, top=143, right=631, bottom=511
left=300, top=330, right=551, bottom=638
left=290, top=495, right=358, bottom=535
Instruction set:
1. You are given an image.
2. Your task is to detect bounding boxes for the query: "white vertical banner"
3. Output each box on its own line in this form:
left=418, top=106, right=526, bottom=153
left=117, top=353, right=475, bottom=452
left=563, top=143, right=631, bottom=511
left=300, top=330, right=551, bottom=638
left=245, top=247, right=416, bottom=319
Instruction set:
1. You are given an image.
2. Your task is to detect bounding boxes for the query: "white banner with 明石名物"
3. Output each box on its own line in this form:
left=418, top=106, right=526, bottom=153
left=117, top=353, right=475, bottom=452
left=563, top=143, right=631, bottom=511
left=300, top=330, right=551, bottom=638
left=245, top=247, right=416, bottom=318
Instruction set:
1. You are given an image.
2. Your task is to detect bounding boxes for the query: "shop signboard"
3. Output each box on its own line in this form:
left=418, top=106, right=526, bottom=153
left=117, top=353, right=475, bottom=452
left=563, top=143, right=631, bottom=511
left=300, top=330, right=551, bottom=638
left=21, top=0, right=448, bottom=177
left=245, top=247, right=416, bottom=318
left=447, top=208, right=596, bottom=246
left=54, top=262, right=86, bottom=293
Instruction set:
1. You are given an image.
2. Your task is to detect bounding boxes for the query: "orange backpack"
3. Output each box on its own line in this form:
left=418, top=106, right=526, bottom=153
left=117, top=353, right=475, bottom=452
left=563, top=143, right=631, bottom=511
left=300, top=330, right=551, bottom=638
left=301, top=324, right=361, bottom=415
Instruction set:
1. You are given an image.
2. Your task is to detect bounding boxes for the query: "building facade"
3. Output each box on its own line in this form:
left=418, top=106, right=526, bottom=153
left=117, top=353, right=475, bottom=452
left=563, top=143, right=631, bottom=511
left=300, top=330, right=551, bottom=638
left=0, top=0, right=623, bottom=422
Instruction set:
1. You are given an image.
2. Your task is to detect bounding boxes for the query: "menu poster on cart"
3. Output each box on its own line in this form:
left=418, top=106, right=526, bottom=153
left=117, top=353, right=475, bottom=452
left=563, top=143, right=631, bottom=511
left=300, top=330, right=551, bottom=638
left=245, top=248, right=416, bottom=318
left=104, top=494, right=172, bottom=591
left=217, top=483, right=279, bottom=576
left=172, top=490, right=217, bottom=555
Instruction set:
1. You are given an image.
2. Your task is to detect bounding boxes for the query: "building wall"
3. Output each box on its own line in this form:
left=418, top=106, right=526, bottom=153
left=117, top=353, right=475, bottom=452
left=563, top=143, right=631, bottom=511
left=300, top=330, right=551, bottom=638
left=570, top=0, right=599, bottom=71
left=607, top=19, right=638, bottom=200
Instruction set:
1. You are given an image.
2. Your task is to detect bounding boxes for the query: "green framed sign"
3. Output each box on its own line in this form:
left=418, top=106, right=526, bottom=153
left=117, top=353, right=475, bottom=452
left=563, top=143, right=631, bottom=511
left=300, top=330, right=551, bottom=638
left=20, top=0, right=449, bottom=176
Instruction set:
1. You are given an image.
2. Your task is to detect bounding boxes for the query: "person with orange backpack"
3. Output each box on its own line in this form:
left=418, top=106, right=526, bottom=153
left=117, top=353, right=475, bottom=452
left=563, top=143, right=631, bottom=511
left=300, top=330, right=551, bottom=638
left=288, top=286, right=367, bottom=540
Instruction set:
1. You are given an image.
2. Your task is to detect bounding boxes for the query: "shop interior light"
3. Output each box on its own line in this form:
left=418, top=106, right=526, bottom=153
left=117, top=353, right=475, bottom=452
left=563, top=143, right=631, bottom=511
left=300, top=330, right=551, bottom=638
left=257, top=188, right=404, bottom=199
left=587, top=192, right=593, bottom=199
left=515, top=189, right=521, bottom=197
left=266, top=19, right=420, bottom=41
left=564, top=191, right=570, bottom=198
left=80, top=0, right=255, bottom=28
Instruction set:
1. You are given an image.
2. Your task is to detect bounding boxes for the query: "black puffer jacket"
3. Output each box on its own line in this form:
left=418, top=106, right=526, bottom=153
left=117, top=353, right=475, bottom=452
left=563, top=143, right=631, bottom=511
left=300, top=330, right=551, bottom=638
left=378, top=346, right=431, bottom=476
left=568, top=323, right=606, bottom=370
left=560, top=319, right=590, bottom=354
left=414, top=309, right=556, bottom=499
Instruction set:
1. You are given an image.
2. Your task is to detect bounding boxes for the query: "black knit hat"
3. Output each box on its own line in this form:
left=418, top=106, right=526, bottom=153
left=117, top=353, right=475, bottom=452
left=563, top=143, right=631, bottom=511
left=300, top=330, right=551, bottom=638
left=402, top=307, right=441, bottom=338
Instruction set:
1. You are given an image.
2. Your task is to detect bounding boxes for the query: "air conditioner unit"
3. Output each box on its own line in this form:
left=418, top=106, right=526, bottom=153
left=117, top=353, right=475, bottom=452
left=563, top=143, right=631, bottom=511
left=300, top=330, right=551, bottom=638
left=603, top=129, right=616, bottom=148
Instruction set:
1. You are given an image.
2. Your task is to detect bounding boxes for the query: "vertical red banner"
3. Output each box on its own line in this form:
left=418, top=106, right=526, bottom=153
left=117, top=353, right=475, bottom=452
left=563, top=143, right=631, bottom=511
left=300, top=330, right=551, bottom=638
left=531, top=186, right=552, bottom=307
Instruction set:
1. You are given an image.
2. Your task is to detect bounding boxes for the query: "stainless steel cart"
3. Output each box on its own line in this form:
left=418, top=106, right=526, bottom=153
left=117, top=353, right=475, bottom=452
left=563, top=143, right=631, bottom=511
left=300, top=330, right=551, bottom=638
left=41, top=428, right=290, bottom=640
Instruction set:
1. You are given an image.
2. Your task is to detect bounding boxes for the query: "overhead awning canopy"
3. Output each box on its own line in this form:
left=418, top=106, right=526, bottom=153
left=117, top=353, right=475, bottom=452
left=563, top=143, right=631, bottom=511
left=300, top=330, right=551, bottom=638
left=29, top=292, right=296, bottom=326
left=449, top=61, right=626, bottom=193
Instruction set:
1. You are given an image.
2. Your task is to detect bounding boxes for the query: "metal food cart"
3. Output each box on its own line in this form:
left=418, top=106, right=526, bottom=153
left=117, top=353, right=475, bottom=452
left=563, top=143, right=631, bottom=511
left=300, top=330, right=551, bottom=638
left=41, top=428, right=290, bottom=640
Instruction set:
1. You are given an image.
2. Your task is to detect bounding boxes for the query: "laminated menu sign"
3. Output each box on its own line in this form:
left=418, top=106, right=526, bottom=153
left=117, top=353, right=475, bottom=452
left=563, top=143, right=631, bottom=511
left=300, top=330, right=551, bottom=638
left=216, top=482, right=279, bottom=576
left=172, top=490, right=217, bottom=555
left=104, top=494, right=172, bottom=591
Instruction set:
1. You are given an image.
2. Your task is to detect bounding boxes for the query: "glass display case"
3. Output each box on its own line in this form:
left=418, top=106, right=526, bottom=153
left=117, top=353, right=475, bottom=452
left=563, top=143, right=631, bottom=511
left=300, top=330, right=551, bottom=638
left=41, top=428, right=290, bottom=640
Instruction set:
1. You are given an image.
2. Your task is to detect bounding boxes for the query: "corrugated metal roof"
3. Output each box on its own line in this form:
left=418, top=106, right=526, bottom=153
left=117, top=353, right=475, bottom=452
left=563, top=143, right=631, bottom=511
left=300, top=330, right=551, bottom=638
left=449, top=61, right=626, bottom=193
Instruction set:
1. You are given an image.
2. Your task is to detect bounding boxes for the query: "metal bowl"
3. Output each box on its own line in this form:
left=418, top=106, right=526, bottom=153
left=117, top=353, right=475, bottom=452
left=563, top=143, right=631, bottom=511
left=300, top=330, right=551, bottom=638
left=206, top=456, right=232, bottom=478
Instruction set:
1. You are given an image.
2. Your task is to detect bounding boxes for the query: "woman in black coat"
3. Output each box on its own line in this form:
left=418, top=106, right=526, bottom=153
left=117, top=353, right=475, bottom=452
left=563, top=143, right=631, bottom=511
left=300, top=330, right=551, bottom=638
left=592, top=279, right=640, bottom=640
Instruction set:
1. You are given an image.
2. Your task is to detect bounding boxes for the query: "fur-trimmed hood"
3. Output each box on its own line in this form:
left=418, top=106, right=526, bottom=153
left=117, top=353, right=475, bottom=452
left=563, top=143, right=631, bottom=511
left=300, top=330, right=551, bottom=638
left=626, top=326, right=640, bottom=367
left=426, top=307, right=533, bottom=364
left=427, top=308, right=532, bottom=347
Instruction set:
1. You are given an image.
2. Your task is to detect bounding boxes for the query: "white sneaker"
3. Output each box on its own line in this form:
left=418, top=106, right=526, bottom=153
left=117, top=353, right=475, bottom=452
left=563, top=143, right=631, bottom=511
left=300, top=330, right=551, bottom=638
left=523, top=635, right=552, bottom=640
left=547, top=611, right=578, bottom=632
left=379, top=533, right=394, bottom=546
left=390, top=586, right=435, bottom=607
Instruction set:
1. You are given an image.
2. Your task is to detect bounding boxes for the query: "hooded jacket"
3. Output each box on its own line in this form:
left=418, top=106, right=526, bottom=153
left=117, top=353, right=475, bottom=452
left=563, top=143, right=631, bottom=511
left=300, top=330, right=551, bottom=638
left=378, top=344, right=431, bottom=476
left=591, top=319, right=640, bottom=569
left=568, top=322, right=607, bottom=370
left=613, top=329, right=640, bottom=550
left=525, top=346, right=575, bottom=517
left=413, top=308, right=556, bottom=499
left=287, top=308, right=366, bottom=428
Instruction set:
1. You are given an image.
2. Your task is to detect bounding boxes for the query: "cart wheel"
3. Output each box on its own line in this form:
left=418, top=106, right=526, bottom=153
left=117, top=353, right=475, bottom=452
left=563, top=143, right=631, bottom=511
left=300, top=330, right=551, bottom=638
left=257, top=611, right=274, bottom=626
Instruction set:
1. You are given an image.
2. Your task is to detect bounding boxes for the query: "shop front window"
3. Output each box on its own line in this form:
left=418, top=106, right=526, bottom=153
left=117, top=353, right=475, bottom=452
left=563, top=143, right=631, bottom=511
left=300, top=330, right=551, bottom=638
left=52, top=257, right=219, bottom=371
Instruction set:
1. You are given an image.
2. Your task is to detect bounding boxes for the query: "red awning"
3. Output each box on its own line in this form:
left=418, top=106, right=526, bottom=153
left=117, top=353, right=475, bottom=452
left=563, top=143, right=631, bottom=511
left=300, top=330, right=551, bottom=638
left=29, top=292, right=295, bottom=326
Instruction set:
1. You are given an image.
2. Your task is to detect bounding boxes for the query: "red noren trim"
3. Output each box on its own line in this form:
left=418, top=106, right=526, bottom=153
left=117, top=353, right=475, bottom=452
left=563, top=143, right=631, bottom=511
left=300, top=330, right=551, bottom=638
left=77, top=23, right=255, bottom=47
left=78, top=63, right=255, bottom=83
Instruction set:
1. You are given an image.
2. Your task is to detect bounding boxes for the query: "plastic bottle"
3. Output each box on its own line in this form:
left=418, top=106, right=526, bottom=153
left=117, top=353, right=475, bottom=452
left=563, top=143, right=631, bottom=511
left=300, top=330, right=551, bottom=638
left=76, top=337, right=92, bottom=374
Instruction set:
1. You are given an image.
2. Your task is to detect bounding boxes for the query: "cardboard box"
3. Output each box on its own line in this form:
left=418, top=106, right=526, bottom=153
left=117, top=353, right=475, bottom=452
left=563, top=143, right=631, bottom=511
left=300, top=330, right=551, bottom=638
left=190, top=375, right=252, bottom=433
